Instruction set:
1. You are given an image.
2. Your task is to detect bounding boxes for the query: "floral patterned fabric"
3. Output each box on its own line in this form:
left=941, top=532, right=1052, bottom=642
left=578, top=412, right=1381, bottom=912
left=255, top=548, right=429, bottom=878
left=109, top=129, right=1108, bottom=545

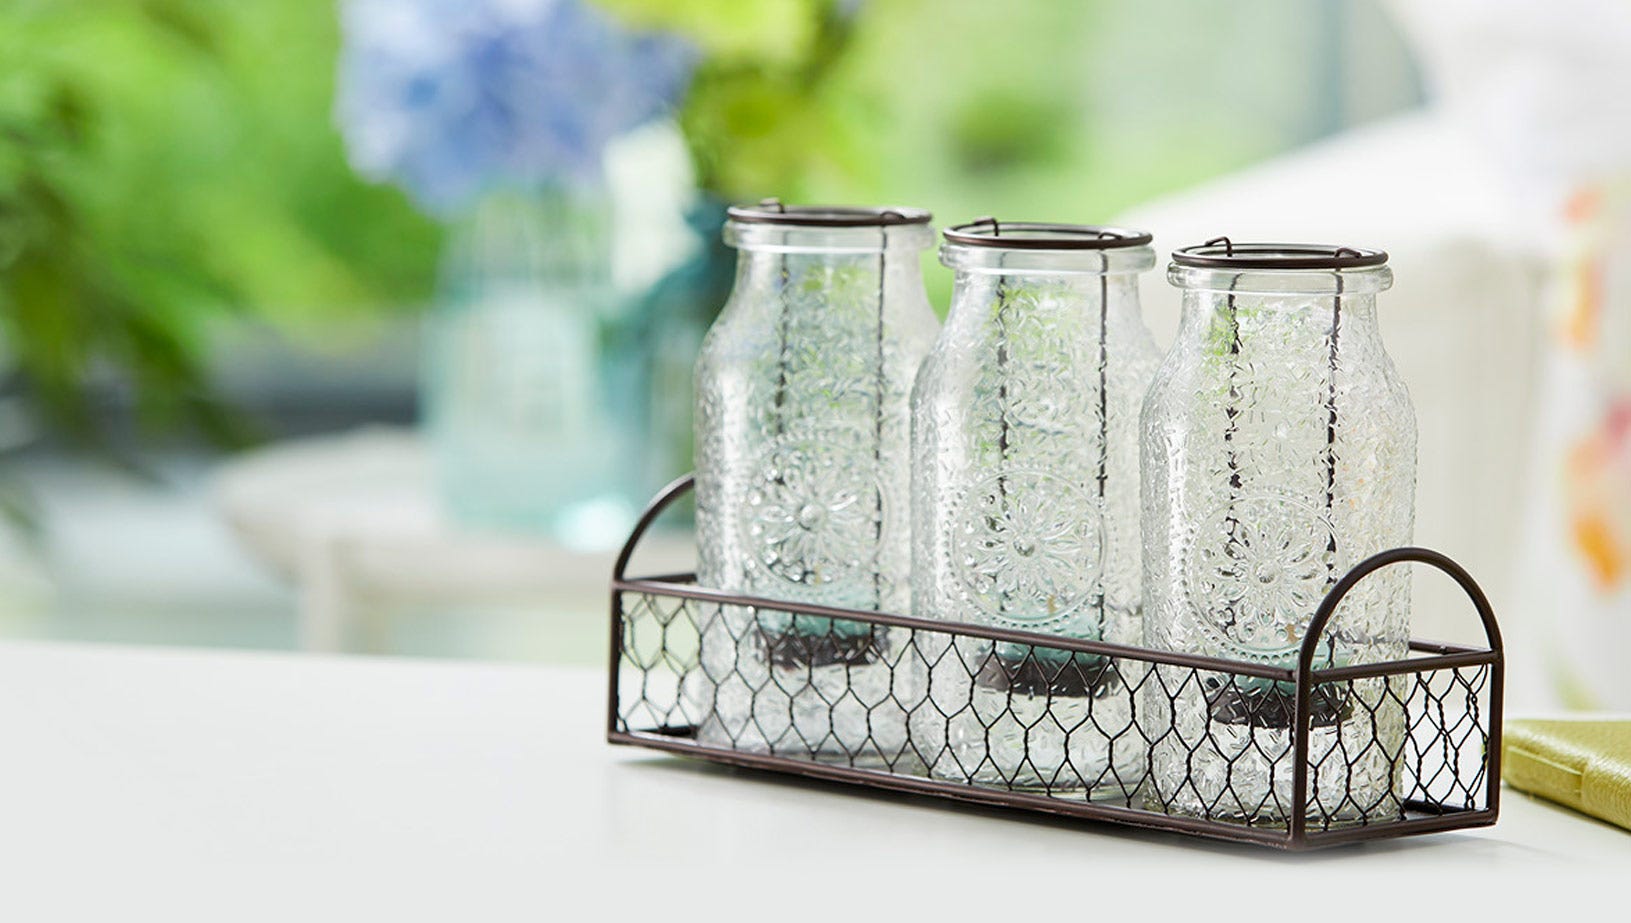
left=1524, top=185, right=1631, bottom=708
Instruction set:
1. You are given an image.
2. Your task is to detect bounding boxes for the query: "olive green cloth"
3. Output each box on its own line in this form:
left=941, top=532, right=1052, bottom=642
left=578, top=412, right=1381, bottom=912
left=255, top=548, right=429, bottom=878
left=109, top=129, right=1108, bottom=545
left=1503, top=718, right=1631, bottom=833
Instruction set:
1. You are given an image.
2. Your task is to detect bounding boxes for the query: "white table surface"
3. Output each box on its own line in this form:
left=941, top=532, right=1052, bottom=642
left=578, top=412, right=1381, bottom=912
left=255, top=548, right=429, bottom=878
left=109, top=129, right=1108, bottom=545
left=0, top=641, right=1622, bottom=921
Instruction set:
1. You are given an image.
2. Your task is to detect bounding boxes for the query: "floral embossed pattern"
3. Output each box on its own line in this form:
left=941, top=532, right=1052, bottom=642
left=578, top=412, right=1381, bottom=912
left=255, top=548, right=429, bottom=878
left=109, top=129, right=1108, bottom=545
left=951, top=470, right=1100, bottom=628
left=692, top=220, right=939, bottom=763
left=744, top=426, right=885, bottom=589
left=1143, top=291, right=1415, bottom=669
left=910, top=248, right=1160, bottom=793
left=1142, top=260, right=1416, bottom=826
left=1185, top=493, right=1338, bottom=661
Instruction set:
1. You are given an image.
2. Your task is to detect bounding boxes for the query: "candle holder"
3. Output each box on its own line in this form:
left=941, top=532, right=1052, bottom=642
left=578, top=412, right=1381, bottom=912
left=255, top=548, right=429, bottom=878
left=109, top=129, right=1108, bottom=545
left=607, top=475, right=1503, bottom=850
left=690, top=201, right=939, bottom=765
left=910, top=221, right=1161, bottom=794
left=1143, top=239, right=1420, bottom=826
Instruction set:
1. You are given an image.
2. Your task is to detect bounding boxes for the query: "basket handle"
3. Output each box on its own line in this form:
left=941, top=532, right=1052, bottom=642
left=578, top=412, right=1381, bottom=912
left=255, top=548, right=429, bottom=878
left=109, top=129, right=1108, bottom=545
left=1296, top=546, right=1502, bottom=676
left=613, top=474, right=696, bottom=581
left=1288, top=546, right=1501, bottom=842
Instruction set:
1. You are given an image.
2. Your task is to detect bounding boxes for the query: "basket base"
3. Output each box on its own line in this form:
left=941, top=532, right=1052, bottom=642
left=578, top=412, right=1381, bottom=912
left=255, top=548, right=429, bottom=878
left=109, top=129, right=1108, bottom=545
left=1142, top=797, right=1408, bottom=831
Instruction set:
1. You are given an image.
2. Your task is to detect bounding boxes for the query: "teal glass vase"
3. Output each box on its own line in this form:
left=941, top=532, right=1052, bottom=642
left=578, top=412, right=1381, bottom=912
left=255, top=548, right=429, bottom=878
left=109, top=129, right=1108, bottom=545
left=422, top=186, right=638, bottom=548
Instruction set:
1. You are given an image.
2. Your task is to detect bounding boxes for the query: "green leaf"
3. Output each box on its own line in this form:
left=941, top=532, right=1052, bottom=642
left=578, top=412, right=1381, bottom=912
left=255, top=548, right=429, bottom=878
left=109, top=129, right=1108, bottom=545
left=593, top=0, right=820, bottom=62
left=0, top=0, right=443, bottom=447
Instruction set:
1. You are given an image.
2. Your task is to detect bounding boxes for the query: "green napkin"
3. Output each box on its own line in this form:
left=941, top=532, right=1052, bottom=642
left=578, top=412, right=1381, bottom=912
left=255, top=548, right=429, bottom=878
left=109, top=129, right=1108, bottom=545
left=1503, top=717, right=1631, bottom=832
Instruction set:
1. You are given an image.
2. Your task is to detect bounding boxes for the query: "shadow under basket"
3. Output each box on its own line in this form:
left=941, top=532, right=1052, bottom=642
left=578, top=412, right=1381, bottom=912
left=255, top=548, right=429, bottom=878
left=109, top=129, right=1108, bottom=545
left=607, top=475, right=1504, bottom=851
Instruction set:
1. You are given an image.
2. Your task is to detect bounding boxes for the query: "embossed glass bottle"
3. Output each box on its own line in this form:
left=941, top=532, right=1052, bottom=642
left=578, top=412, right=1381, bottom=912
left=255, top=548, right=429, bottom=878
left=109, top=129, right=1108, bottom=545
left=910, top=221, right=1159, bottom=793
left=691, top=202, right=938, bottom=765
left=1141, top=240, right=1416, bottom=827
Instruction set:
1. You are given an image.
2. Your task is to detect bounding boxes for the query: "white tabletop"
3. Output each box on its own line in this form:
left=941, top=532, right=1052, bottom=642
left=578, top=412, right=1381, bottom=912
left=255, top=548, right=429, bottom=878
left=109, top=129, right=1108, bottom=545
left=0, top=641, right=1622, bottom=920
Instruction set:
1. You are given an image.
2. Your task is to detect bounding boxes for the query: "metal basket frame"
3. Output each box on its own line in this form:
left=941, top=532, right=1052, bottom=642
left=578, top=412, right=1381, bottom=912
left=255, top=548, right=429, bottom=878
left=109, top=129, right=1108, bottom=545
left=607, top=475, right=1503, bottom=850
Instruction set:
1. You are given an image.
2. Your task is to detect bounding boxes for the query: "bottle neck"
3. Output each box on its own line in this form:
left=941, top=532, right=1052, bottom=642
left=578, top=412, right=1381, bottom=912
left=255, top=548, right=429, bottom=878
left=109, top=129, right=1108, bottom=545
left=440, top=185, right=610, bottom=297
left=1170, top=263, right=1390, bottom=348
left=940, top=242, right=1153, bottom=324
left=732, top=247, right=895, bottom=292
left=1174, top=289, right=1381, bottom=347
left=726, top=219, right=934, bottom=255
left=939, top=247, right=1154, bottom=331
left=728, top=233, right=931, bottom=323
left=948, top=269, right=1146, bottom=324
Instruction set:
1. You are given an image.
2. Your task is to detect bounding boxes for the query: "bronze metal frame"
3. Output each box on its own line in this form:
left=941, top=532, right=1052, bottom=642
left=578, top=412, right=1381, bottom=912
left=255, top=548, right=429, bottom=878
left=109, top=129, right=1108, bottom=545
left=607, top=475, right=1503, bottom=851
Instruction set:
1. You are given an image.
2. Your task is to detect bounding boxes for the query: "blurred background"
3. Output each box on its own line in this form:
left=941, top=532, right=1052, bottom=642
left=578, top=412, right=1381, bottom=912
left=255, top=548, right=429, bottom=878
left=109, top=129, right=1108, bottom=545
left=1, top=0, right=1626, bottom=710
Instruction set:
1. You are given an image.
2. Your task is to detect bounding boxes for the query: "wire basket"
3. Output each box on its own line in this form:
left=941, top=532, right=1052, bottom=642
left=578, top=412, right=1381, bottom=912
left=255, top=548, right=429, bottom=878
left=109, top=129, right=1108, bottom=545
left=607, top=475, right=1503, bottom=850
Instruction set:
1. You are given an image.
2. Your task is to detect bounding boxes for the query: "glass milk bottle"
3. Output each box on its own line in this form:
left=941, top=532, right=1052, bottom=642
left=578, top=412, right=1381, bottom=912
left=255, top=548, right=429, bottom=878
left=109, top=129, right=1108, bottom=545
left=910, top=220, right=1159, bottom=793
left=1141, top=240, right=1416, bottom=827
left=691, top=202, right=938, bottom=766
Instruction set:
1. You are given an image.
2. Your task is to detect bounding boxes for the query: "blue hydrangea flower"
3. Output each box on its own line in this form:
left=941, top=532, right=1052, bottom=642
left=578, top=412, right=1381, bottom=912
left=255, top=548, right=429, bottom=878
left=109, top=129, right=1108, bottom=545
left=336, top=0, right=694, bottom=216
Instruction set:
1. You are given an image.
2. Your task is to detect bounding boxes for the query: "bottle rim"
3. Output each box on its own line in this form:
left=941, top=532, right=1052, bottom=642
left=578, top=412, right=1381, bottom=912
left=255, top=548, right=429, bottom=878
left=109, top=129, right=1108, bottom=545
left=943, top=218, right=1153, bottom=250
left=725, top=199, right=931, bottom=228
left=1171, top=238, right=1388, bottom=270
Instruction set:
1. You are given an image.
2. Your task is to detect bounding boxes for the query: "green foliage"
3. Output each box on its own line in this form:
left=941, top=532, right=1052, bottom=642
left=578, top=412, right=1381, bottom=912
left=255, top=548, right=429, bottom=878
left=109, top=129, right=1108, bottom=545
left=595, top=0, right=819, bottom=62
left=0, top=0, right=442, bottom=446
left=600, top=0, right=1301, bottom=309
left=0, top=0, right=1369, bottom=448
left=948, top=90, right=1075, bottom=176
left=596, top=0, right=1272, bottom=308
left=602, top=0, right=870, bottom=201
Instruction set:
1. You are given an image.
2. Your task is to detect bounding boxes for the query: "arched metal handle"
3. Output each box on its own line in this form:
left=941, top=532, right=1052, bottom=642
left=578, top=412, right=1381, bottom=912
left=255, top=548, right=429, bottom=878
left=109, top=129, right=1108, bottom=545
left=1288, top=546, right=1502, bottom=842
left=1296, top=546, right=1503, bottom=677
left=612, top=474, right=696, bottom=582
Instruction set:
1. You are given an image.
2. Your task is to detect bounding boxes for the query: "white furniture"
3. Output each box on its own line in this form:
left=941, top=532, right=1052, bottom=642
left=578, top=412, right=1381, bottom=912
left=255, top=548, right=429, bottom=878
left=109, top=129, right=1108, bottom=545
left=213, top=427, right=692, bottom=653
left=0, top=640, right=1622, bottom=919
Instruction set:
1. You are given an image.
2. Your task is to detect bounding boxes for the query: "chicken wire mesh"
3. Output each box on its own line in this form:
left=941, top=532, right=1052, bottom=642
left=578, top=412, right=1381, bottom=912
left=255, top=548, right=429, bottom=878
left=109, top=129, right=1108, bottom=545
left=607, top=477, right=1502, bottom=850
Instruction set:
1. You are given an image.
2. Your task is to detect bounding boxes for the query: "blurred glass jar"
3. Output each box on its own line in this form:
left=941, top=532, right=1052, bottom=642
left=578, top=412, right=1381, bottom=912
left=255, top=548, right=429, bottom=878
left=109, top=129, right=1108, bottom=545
left=423, top=186, right=639, bottom=548
left=910, top=221, right=1159, bottom=793
left=1141, top=240, right=1416, bottom=827
left=690, top=202, right=939, bottom=765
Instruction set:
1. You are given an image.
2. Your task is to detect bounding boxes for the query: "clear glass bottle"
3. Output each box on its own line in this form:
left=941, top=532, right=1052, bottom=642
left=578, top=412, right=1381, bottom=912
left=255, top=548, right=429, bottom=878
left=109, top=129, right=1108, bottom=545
left=1141, top=240, right=1416, bottom=827
left=423, top=185, right=639, bottom=548
left=910, top=221, right=1159, bottom=793
left=691, top=202, right=938, bottom=766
